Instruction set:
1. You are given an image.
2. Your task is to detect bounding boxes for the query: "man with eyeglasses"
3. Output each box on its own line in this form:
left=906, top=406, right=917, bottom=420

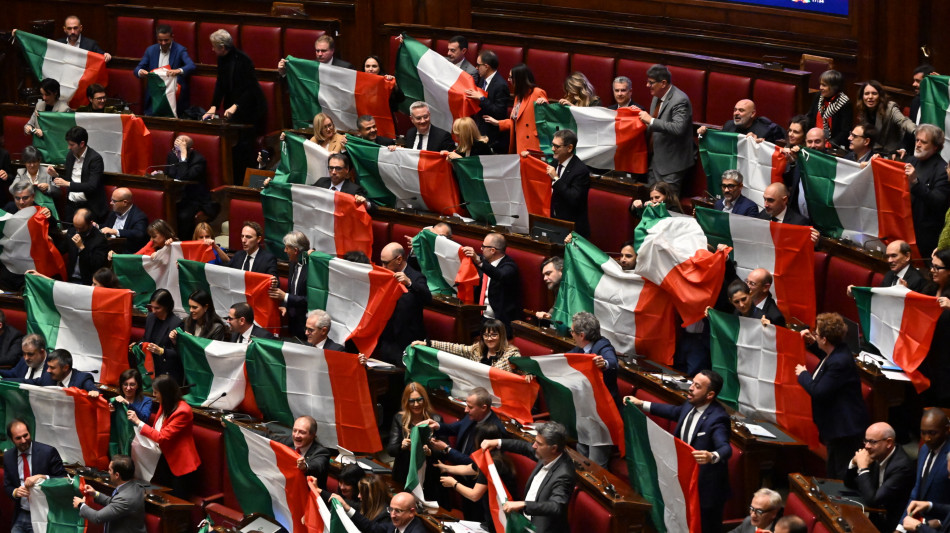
left=745, top=268, right=786, bottom=327
left=227, top=302, right=276, bottom=343
left=304, top=309, right=345, bottom=352
left=0, top=334, right=46, bottom=380
left=845, top=123, right=878, bottom=164
left=567, top=312, right=618, bottom=468
left=337, top=491, right=423, bottom=533
left=548, top=128, right=591, bottom=237
left=728, top=488, right=783, bottom=533
left=843, top=422, right=915, bottom=532
left=374, top=243, right=430, bottom=365
left=99, top=187, right=148, bottom=253
left=75, top=85, right=117, bottom=113
left=461, top=232, right=520, bottom=333
left=905, top=124, right=950, bottom=258
left=400, top=101, right=456, bottom=152
left=897, top=409, right=950, bottom=533
left=467, top=50, right=510, bottom=153
left=638, top=64, right=695, bottom=195
left=314, top=153, right=372, bottom=210
left=713, top=169, right=759, bottom=217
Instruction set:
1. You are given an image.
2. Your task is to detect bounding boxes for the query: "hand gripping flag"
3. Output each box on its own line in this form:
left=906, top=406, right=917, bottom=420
left=112, top=241, right=215, bottom=313
left=470, top=448, right=536, bottom=533
left=410, top=228, right=480, bottom=303
left=405, top=421, right=438, bottom=510
left=30, top=476, right=86, bottom=533
left=146, top=66, right=180, bottom=117
left=0, top=206, right=66, bottom=280
left=177, top=259, right=281, bottom=335
left=272, top=132, right=332, bottom=185
left=16, top=30, right=107, bottom=108
left=535, top=103, right=648, bottom=174
left=918, top=75, right=950, bottom=161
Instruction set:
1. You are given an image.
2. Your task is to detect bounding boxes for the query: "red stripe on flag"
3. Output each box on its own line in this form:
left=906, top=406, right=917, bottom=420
left=520, top=155, right=552, bottom=217
left=454, top=247, right=480, bottom=304
left=633, top=281, right=677, bottom=365
left=70, top=52, right=109, bottom=108
left=269, top=441, right=310, bottom=533
left=471, top=449, right=509, bottom=533
left=447, top=73, right=484, bottom=123
left=871, top=158, right=920, bottom=257
left=179, top=241, right=217, bottom=262
left=346, top=266, right=406, bottom=355
left=613, top=107, right=649, bottom=174
left=895, top=291, right=941, bottom=392
left=64, top=389, right=111, bottom=469
left=486, top=367, right=540, bottom=425
left=119, top=115, right=152, bottom=176
left=304, top=478, right=326, bottom=533
left=353, top=73, right=397, bottom=138
left=331, top=192, right=374, bottom=258
left=662, top=248, right=729, bottom=326
left=324, top=349, right=383, bottom=452
left=769, top=145, right=788, bottom=184
left=772, top=327, right=823, bottom=450
left=90, top=287, right=133, bottom=384
left=243, top=271, right=282, bottom=334
left=239, top=364, right=263, bottom=419
left=768, top=221, right=816, bottom=324
left=417, top=152, right=464, bottom=215
left=673, top=436, right=703, bottom=533
left=563, top=353, right=625, bottom=453
left=27, top=207, right=66, bottom=279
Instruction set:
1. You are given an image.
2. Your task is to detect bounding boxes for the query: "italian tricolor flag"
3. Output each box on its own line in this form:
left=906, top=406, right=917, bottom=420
left=707, top=309, right=821, bottom=449
left=112, top=241, right=215, bottom=312
left=307, top=488, right=361, bottom=533
left=470, top=448, right=534, bottom=533
left=551, top=232, right=676, bottom=364
left=853, top=285, right=941, bottom=393
left=452, top=154, right=552, bottom=234
left=0, top=206, right=66, bottom=280
left=404, top=345, right=540, bottom=425
left=30, top=477, right=85, bottom=533
left=176, top=331, right=253, bottom=412
left=346, top=135, right=465, bottom=215
left=0, top=382, right=110, bottom=467
left=919, top=75, right=950, bottom=161
left=262, top=182, right=373, bottom=260
left=410, top=228, right=480, bottom=303
left=695, top=206, right=816, bottom=324
left=405, top=421, right=437, bottom=509
left=395, top=33, right=484, bottom=132
left=535, top=104, right=648, bottom=174
left=698, top=130, right=788, bottom=205
left=799, top=151, right=917, bottom=251
left=34, top=112, right=151, bottom=175
left=146, top=66, right=179, bottom=118
left=16, top=30, right=107, bottom=108
left=633, top=205, right=729, bottom=325
left=24, top=274, right=132, bottom=384
left=284, top=56, right=396, bottom=137
left=223, top=422, right=310, bottom=533
left=623, top=401, right=700, bottom=533
left=273, top=132, right=331, bottom=186
left=510, top=353, right=624, bottom=450
left=177, top=259, right=281, bottom=335
left=246, top=337, right=382, bottom=452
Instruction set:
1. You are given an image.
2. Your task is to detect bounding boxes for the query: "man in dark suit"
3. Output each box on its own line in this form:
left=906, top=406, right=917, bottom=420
left=48, top=127, right=107, bottom=223
left=0, top=334, right=49, bottom=380
left=227, top=221, right=278, bottom=277
left=314, top=153, right=374, bottom=212
left=345, top=491, right=425, bottom=533
left=569, top=311, right=620, bottom=405
left=843, top=422, right=915, bottom=532
left=848, top=240, right=930, bottom=298
left=99, top=187, right=149, bottom=253
left=906, top=124, right=950, bottom=258
left=607, top=76, right=641, bottom=110
left=277, top=34, right=354, bottom=73
left=484, top=422, right=576, bottom=533
left=58, top=16, right=110, bottom=60
left=548, top=129, right=591, bottom=237
left=271, top=416, right=332, bottom=489
left=402, top=102, right=456, bottom=152
left=447, top=35, right=478, bottom=79
left=431, top=387, right=509, bottom=465
left=639, top=64, right=695, bottom=195
left=304, top=310, right=346, bottom=352
left=134, top=24, right=197, bottom=112
left=467, top=50, right=510, bottom=153
left=844, top=123, right=877, bottom=164
left=227, top=302, right=277, bottom=343
left=166, top=135, right=216, bottom=240
left=745, top=268, right=787, bottom=326
left=0, top=310, right=24, bottom=368
left=269, top=231, right=310, bottom=340
left=15, top=349, right=97, bottom=392
left=74, top=455, right=146, bottom=533
left=462, top=233, right=521, bottom=333
left=4, top=418, right=67, bottom=533
left=374, top=242, right=430, bottom=365
left=714, top=169, right=759, bottom=217
left=899, top=409, right=950, bottom=530
left=728, top=488, right=783, bottom=533
left=356, top=115, right=395, bottom=146
left=699, top=99, right=785, bottom=144
left=758, top=182, right=811, bottom=226
left=66, top=208, right=109, bottom=285
left=627, top=369, right=733, bottom=533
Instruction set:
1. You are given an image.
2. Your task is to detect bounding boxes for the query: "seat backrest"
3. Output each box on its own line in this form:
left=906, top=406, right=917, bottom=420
left=616, top=59, right=654, bottom=115
left=390, top=223, right=423, bottom=256
left=371, top=220, right=391, bottom=262
left=633, top=389, right=675, bottom=433
left=753, top=79, right=797, bottom=132
left=150, top=129, right=176, bottom=167
left=423, top=308, right=457, bottom=343
left=3, top=115, right=31, bottom=159
left=3, top=309, right=27, bottom=333
left=259, top=80, right=280, bottom=134
left=510, top=336, right=555, bottom=357
left=105, top=67, right=144, bottom=115
left=157, top=20, right=196, bottom=58
left=525, top=49, right=569, bottom=98
left=587, top=188, right=637, bottom=256
left=283, top=28, right=325, bottom=61
left=104, top=185, right=165, bottom=223
left=229, top=198, right=265, bottom=247
left=800, top=54, right=834, bottom=92
left=812, top=251, right=830, bottom=310
left=240, top=26, right=283, bottom=71
left=189, top=75, right=219, bottom=113
left=722, top=442, right=746, bottom=520
left=116, top=17, right=155, bottom=59
left=784, top=493, right=817, bottom=531
left=188, top=132, right=224, bottom=189
left=192, top=424, right=225, bottom=499
left=504, top=450, right=538, bottom=494
left=667, top=66, right=706, bottom=123
left=504, top=248, right=548, bottom=314
left=571, top=54, right=616, bottom=107
left=569, top=488, right=612, bottom=533
left=482, top=44, right=524, bottom=81
left=812, top=521, right=832, bottom=533
left=705, top=72, right=751, bottom=126
left=197, top=23, right=238, bottom=65
left=822, top=256, right=872, bottom=322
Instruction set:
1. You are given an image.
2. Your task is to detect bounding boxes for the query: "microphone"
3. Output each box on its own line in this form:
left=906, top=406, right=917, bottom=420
left=205, top=391, right=228, bottom=408
left=440, top=201, right=470, bottom=215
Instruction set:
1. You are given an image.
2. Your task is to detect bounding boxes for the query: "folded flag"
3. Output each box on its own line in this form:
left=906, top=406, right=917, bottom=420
left=0, top=382, right=110, bottom=467
left=698, top=130, right=787, bottom=205
left=707, top=309, right=821, bottom=449
left=551, top=232, right=676, bottom=363
left=853, top=285, right=941, bottom=393
left=918, top=75, right=950, bottom=161
left=695, top=206, right=816, bottom=324
left=33, top=112, right=151, bottom=175
left=112, top=241, right=215, bottom=312
left=535, top=104, right=648, bottom=173
left=410, top=228, right=480, bottom=303
left=30, top=476, right=85, bottom=533
left=177, top=331, right=253, bottom=411
left=452, top=153, right=552, bottom=234
left=346, top=135, right=466, bottom=215
left=284, top=56, right=396, bottom=138
left=16, top=30, right=107, bottom=108
left=405, top=421, right=438, bottom=509
left=109, top=400, right=136, bottom=456
left=146, top=66, right=179, bottom=118
left=108, top=400, right=161, bottom=480
left=246, top=338, right=382, bottom=453
left=799, top=151, right=916, bottom=251
left=224, top=421, right=310, bottom=533
left=177, top=259, right=281, bottom=335
left=262, top=182, right=373, bottom=261
left=272, top=132, right=332, bottom=185
left=306, top=250, right=406, bottom=355
left=25, top=274, right=132, bottom=384
left=623, top=401, right=701, bottom=533
left=395, top=33, right=484, bottom=132
left=633, top=205, right=729, bottom=325
left=470, top=448, right=535, bottom=533
left=0, top=206, right=66, bottom=279
left=404, top=344, right=539, bottom=425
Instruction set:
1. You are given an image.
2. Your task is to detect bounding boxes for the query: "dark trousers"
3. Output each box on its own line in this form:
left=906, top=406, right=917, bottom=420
left=700, top=503, right=723, bottom=533
left=826, top=434, right=865, bottom=479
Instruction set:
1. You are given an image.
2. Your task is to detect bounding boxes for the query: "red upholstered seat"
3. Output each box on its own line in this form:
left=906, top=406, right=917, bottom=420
left=505, top=450, right=538, bottom=494
left=666, top=66, right=706, bottom=123
left=784, top=493, right=817, bottom=531
left=116, top=17, right=155, bottom=59
left=753, top=79, right=797, bottom=132
left=228, top=198, right=265, bottom=247
left=259, top=80, right=281, bottom=134
left=423, top=308, right=457, bottom=342
left=510, top=336, right=555, bottom=357
left=189, top=75, right=219, bottom=112
left=504, top=248, right=547, bottom=314
left=3, top=115, right=31, bottom=160
left=705, top=72, right=751, bottom=126
left=390, top=223, right=424, bottom=254
left=813, top=522, right=832, bottom=533
left=394, top=112, right=413, bottom=137
left=144, top=514, right=161, bottom=533
left=571, top=54, right=616, bottom=107
left=587, top=188, right=637, bottom=257
left=158, top=20, right=196, bottom=59
left=822, top=256, right=873, bottom=322
left=150, top=129, right=176, bottom=168
left=197, top=23, right=238, bottom=65
left=371, top=220, right=391, bottom=262
left=130, top=326, right=145, bottom=344
left=525, top=49, right=569, bottom=98
left=812, top=251, right=829, bottom=311
left=104, top=185, right=165, bottom=223
left=188, top=132, right=223, bottom=190
left=192, top=424, right=226, bottom=503
left=283, top=28, right=325, bottom=61
left=569, top=488, right=612, bottom=533
left=105, top=67, right=144, bottom=115
left=870, top=271, right=885, bottom=287
left=482, top=44, right=524, bottom=81
left=240, top=26, right=282, bottom=71
left=388, top=35, right=402, bottom=73
left=3, top=309, right=27, bottom=332
left=616, top=59, right=654, bottom=114
left=722, top=443, right=746, bottom=520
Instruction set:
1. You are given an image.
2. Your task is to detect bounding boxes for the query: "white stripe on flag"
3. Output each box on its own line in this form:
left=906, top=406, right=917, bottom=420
left=326, top=259, right=372, bottom=340
left=572, top=107, right=617, bottom=169
left=302, top=139, right=331, bottom=186
left=377, top=149, right=427, bottom=210
left=202, top=265, right=259, bottom=326
left=435, top=351, right=503, bottom=406
left=735, top=320, right=779, bottom=423
left=132, top=423, right=162, bottom=481
left=728, top=216, right=776, bottom=295
left=591, top=261, right=641, bottom=355
left=433, top=235, right=463, bottom=289
left=29, top=479, right=54, bottom=533
left=479, top=155, right=531, bottom=234
left=26, top=386, right=84, bottom=464
left=200, top=340, right=248, bottom=409
left=290, top=185, right=337, bottom=255
left=831, top=158, right=879, bottom=245
left=316, top=64, right=359, bottom=131
left=866, top=285, right=912, bottom=363
left=51, top=282, right=103, bottom=374
left=240, top=427, right=294, bottom=528
left=736, top=136, right=780, bottom=208
left=645, top=422, right=691, bottom=533
left=486, top=461, right=510, bottom=529
left=0, top=210, right=38, bottom=273
left=42, top=43, right=92, bottom=105
left=280, top=343, right=340, bottom=448
left=416, top=49, right=461, bottom=131
left=533, top=356, right=613, bottom=446
left=75, top=114, right=125, bottom=173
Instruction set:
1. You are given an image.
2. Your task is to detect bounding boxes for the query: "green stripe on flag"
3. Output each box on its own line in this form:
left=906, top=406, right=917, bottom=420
left=509, top=356, right=581, bottom=440
left=223, top=422, right=276, bottom=516
left=405, top=422, right=432, bottom=492
left=129, top=343, right=153, bottom=391
left=16, top=31, right=49, bottom=85
left=112, top=254, right=159, bottom=312
left=245, top=338, right=295, bottom=427
left=394, top=34, right=429, bottom=115
left=176, top=260, right=212, bottom=308
left=261, top=182, right=295, bottom=262
left=623, top=402, right=666, bottom=533
left=285, top=56, right=325, bottom=129
left=851, top=286, right=874, bottom=343
left=306, top=251, right=333, bottom=311
left=798, top=149, right=845, bottom=239
left=920, top=75, right=950, bottom=127
left=24, top=274, right=61, bottom=347
left=33, top=113, right=78, bottom=165
left=146, top=72, right=175, bottom=117
left=36, top=476, right=85, bottom=533
left=403, top=345, right=454, bottom=391
left=698, top=130, right=740, bottom=198
left=273, top=133, right=313, bottom=185
left=0, top=382, right=34, bottom=453
left=109, top=401, right=136, bottom=456
left=707, top=309, right=741, bottom=410
left=452, top=156, right=498, bottom=226
left=177, top=331, right=217, bottom=405
left=346, top=135, right=397, bottom=206
left=550, top=232, right=605, bottom=335
left=534, top=103, right=578, bottom=158
left=633, top=203, right=670, bottom=252
left=411, top=230, right=455, bottom=296
left=694, top=206, right=736, bottom=260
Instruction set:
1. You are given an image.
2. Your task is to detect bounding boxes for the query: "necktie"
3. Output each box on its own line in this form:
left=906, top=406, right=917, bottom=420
left=680, top=408, right=697, bottom=444
left=58, top=381, right=64, bottom=387
left=415, top=134, right=424, bottom=150
left=296, top=447, right=302, bottom=455
left=21, top=452, right=30, bottom=479
left=922, top=450, right=936, bottom=485
left=290, top=264, right=299, bottom=294
left=770, top=216, right=779, bottom=223
left=556, top=163, right=563, bottom=179
left=27, top=368, right=35, bottom=380
left=481, top=79, right=488, bottom=90
left=242, top=254, right=251, bottom=271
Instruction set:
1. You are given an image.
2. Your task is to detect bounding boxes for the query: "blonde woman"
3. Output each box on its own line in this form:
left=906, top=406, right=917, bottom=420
left=442, top=117, right=492, bottom=160
left=559, top=71, right=600, bottom=107
left=310, top=112, right=347, bottom=153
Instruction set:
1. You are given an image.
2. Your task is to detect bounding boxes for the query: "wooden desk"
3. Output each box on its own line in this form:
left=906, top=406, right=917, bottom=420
left=511, top=319, right=574, bottom=351
left=788, top=473, right=879, bottom=533
left=856, top=358, right=910, bottom=423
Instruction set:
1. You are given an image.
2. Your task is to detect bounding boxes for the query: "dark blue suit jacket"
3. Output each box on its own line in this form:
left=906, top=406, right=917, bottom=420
left=797, top=343, right=869, bottom=443
left=134, top=42, right=197, bottom=112
left=902, top=441, right=950, bottom=524
left=650, top=400, right=732, bottom=508
left=228, top=248, right=278, bottom=277
left=4, top=441, right=67, bottom=519
left=15, top=369, right=97, bottom=391
left=103, top=204, right=149, bottom=253
left=569, top=338, right=619, bottom=405
left=438, top=410, right=508, bottom=465
left=284, top=260, right=308, bottom=340
left=713, top=194, right=759, bottom=217
left=0, top=358, right=50, bottom=380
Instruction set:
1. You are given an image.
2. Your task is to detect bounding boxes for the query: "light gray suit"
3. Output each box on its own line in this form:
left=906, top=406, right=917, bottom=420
left=79, top=480, right=147, bottom=533
left=456, top=58, right=478, bottom=79
left=648, top=84, right=695, bottom=193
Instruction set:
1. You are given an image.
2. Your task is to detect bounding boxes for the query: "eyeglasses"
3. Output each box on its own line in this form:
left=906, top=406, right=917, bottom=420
left=327, top=166, right=345, bottom=172
left=749, top=506, right=775, bottom=516
left=226, top=316, right=239, bottom=321
left=863, top=438, right=883, bottom=445
left=482, top=332, right=500, bottom=339
left=92, top=96, right=107, bottom=102
left=646, top=80, right=661, bottom=86
left=932, top=265, right=948, bottom=271
left=387, top=507, right=411, bottom=515
left=721, top=183, right=738, bottom=190
left=407, top=397, right=425, bottom=404
left=551, top=143, right=564, bottom=150
left=849, top=132, right=864, bottom=138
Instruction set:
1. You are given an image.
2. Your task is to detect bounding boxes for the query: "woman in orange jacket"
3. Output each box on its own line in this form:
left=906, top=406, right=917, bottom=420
left=484, top=64, right=548, bottom=155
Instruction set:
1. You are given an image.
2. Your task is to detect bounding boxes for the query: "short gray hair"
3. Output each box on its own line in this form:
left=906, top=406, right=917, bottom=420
left=282, top=231, right=310, bottom=253
left=22, top=333, right=46, bottom=352
left=468, top=387, right=492, bottom=408
left=721, top=169, right=744, bottom=184
left=536, top=421, right=569, bottom=452
left=21, top=146, right=41, bottom=164
left=306, top=309, right=332, bottom=329
left=918, top=124, right=946, bottom=151
left=409, top=101, right=429, bottom=113
left=210, top=29, right=233, bottom=49
left=753, top=488, right=783, bottom=509
left=612, top=76, right=632, bottom=89
left=571, top=311, right=601, bottom=341
left=10, top=181, right=34, bottom=197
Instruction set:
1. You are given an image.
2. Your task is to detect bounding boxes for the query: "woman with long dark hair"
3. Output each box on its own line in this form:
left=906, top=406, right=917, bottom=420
left=854, top=80, right=916, bottom=154
left=169, top=289, right=228, bottom=343
left=136, top=220, right=176, bottom=255
left=140, top=289, right=184, bottom=384
left=483, top=64, right=548, bottom=155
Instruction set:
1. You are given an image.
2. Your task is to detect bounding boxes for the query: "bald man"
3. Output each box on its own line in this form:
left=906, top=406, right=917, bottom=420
left=341, top=491, right=424, bottom=533
left=375, top=243, right=431, bottom=365
left=844, top=422, right=915, bottom=531
left=757, top=182, right=810, bottom=226
left=58, top=16, right=110, bottom=61
left=699, top=99, right=784, bottom=143
left=100, top=187, right=149, bottom=252
left=745, top=268, right=786, bottom=327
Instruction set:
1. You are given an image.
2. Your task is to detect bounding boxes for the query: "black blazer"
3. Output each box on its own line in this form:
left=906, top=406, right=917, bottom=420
left=500, top=439, right=576, bottom=533
left=64, top=147, right=107, bottom=222
left=320, top=338, right=346, bottom=352
left=66, top=226, right=109, bottom=285
left=228, top=248, right=278, bottom=277
left=372, top=135, right=396, bottom=147
left=57, top=36, right=105, bottom=55
left=757, top=207, right=810, bottom=226
left=103, top=205, right=149, bottom=253
left=437, top=410, right=508, bottom=465
left=182, top=314, right=229, bottom=341
left=273, top=434, right=332, bottom=489
left=284, top=260, right=308, bottom=340
left=405, top=125, right=456, bottom=152
left=374, top=264, right=431, bottom=365
left=143, top=313, right=184, bottom=385
left=4, top=441, right=66, bottom=520
left=388, top=412, right=444, bottom=485
left=713, top=195, right=759, bottom=218
left=908, top=155, right=950, bottom=257
left=844, top=445, right=916, bottom=531
left=229, top=325, right=277, bottom=343
left=473, top=73, right=512, bottom=152
left=211, top=48, right=265, bottom=129
left=313, top=177, right=371, bottom=209
left=16, top=369, right=97, bottom=391
left=798, top=343, right=870, bottom=443
left=166, top=150, right=212, bottom=209
left=479, top=254, right=521, bottom=329
left=757, top=295, right=787, bottom=327
left=0, top=324, right=24, bottom=368
left=882, top=266, right=931, bottom=294
left=551, top=155, right=591, bottom=237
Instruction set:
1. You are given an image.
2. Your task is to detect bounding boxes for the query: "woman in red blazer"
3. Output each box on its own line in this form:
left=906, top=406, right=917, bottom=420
left=484, top=64, right=548, bottom=155
left=127, top=375, right=200, bottom=498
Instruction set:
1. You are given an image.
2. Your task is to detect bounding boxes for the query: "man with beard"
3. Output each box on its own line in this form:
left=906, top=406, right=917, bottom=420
left=905, top=124, right=949, bottom=258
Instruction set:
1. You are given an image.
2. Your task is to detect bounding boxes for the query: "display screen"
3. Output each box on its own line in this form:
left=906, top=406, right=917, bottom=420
left=727, top=0, right=848, bottom=16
